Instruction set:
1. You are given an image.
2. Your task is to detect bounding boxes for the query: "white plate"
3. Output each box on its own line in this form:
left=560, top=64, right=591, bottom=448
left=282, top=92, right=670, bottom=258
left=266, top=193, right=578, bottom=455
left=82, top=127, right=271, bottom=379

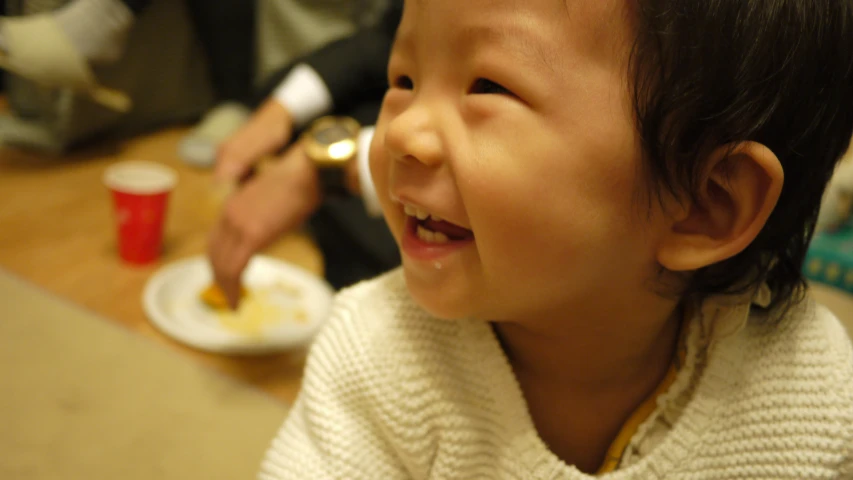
left=143, top=255, right=334, bottom=354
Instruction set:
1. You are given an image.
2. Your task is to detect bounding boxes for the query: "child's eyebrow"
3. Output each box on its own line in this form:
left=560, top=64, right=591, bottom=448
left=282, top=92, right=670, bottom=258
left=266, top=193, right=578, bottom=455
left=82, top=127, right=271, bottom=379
left=456, top=23, right=559, bottom=74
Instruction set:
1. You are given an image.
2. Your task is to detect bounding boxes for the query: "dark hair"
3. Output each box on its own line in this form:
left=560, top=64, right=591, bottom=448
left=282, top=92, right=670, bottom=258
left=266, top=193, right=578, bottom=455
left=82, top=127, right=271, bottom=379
left=630, top=0, right=853, bottom=311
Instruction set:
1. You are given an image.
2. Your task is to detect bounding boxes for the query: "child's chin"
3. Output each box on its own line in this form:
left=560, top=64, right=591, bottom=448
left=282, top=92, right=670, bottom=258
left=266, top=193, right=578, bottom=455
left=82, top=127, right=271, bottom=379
left=404, top=279, right=473, bottom=321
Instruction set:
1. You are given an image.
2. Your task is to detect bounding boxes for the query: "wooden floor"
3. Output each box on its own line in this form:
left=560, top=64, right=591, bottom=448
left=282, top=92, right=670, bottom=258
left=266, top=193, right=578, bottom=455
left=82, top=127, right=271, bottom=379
left=0, top=110, right=322, bottom=404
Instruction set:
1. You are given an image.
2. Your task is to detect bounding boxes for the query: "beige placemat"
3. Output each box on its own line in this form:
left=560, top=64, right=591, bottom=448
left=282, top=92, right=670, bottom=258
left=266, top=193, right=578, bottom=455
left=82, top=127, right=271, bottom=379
left=0, top=270, right=287, bottom=480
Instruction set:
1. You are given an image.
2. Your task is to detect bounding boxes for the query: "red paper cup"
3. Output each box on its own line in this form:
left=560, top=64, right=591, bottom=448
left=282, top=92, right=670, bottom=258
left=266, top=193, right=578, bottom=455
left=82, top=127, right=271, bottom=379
left=103, top=161, right=178, bottom=265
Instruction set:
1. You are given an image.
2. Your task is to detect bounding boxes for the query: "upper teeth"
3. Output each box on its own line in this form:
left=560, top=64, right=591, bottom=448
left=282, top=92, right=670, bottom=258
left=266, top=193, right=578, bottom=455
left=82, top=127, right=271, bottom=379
left=404, top=204, right=443, bottom=222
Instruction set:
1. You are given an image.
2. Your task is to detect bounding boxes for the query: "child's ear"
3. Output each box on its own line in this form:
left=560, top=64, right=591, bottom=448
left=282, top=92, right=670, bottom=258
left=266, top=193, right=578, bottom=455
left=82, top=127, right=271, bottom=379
left=656, top=142, right=784, bottom=272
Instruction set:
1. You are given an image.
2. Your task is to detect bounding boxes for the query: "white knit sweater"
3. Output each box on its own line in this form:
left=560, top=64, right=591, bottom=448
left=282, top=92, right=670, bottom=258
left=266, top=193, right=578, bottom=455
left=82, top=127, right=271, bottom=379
left=259, top=269, right=853, bottom=479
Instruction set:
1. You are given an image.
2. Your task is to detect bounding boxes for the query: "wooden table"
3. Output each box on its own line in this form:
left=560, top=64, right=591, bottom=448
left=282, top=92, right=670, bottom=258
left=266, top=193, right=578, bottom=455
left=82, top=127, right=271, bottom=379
left=0, top=124, right=322, bottom=404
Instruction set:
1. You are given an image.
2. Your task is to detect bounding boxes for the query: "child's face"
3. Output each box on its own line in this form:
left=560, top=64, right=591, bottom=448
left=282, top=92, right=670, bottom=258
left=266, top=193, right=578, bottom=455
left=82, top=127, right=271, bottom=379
left=371, top=0, right=673, bottom=323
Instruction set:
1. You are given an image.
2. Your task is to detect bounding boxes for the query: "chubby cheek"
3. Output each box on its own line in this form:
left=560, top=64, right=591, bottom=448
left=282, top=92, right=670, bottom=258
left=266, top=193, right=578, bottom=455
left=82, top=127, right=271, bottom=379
left=462, top=164, right=643, bottom=316
left=479, top=204, right=586, bottom=288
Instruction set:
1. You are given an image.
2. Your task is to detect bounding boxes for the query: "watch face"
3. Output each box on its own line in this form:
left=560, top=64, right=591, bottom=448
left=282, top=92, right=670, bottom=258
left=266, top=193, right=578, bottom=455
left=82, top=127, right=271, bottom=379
left=315, top=124, right=353, bottom=145
left=305, top=117, right=360, bottom=165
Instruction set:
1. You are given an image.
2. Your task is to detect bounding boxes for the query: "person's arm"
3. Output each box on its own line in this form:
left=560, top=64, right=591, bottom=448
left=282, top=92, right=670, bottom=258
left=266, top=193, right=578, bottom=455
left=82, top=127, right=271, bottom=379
left=209, top=124, right=381, bottom=308
left=254, top=0, right=402, bottom=112
left=270, top=63, right=333, bottom=129
left=216, top=0, right=401, bottom=183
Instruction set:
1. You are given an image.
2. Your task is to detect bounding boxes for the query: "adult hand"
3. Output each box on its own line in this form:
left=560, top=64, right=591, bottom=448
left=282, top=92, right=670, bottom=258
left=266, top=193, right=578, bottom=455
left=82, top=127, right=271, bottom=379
left=208, top=144, right=321, bottom=308
left=215, top=98, right=294, bottom=183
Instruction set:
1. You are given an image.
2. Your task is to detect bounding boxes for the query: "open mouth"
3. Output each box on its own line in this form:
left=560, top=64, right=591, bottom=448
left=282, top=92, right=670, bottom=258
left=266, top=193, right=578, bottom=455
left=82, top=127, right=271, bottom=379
left=404, top=205, right=474, bottom=244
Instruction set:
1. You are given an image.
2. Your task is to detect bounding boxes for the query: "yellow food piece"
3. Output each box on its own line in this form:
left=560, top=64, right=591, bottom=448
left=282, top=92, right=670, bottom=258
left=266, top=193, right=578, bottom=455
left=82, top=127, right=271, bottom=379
left=214, top=283, right=309, bottom=337
left=199, top=283, right=247, bottom=310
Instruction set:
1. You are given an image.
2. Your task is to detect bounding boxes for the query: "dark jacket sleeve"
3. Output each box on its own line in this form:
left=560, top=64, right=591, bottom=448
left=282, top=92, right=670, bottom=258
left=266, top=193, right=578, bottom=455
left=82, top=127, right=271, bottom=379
left=253, top=0, right=403, bottom=113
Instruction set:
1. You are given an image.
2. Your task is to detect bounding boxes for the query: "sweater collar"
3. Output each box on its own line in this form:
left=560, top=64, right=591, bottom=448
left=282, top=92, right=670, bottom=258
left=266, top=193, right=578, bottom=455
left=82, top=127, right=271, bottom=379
left=690, top=281, right=773, bottom=343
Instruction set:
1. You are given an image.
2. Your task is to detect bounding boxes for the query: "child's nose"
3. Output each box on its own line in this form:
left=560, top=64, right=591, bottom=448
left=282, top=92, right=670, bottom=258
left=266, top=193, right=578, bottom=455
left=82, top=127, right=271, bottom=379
left=383, top=102, right=445, bottom=168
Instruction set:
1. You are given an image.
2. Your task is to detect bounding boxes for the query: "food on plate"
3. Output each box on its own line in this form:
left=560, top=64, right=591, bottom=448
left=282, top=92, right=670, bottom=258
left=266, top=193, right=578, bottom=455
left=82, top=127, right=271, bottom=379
left=199, top=283, right=247, bottom=310
left=204, top=281, right=309, bottom=337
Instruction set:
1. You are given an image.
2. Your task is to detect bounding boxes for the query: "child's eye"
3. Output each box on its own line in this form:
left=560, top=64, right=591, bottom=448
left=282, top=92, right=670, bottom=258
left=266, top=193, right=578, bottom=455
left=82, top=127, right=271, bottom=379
left=393, top=75, right=414, bottom=90
left=469, top=78, right=514, bottom=96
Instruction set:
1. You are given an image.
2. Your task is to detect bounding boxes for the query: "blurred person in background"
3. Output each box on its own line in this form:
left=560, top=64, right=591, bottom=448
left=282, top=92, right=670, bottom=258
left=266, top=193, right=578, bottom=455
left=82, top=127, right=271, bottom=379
left=0, top=0, right=254, bottom=112
left=0, top=0, right=403, bottom=304
left=0, top=0, right=384, bottom=146
left=0, top=0, right=5, bottom=93
left=208, top=0, right=403, bottom=307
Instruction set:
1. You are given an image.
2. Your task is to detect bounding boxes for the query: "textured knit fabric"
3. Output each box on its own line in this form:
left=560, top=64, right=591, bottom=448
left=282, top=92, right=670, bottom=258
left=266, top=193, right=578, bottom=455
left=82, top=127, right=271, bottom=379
left=259, top=269, right=853, bottom=479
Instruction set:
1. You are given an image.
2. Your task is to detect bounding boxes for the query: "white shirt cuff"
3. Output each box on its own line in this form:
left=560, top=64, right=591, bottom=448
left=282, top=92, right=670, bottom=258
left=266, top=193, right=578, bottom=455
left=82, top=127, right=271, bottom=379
left=357, top=127, right=382, bottom=217
left=272, top=64, right=333, bottom=129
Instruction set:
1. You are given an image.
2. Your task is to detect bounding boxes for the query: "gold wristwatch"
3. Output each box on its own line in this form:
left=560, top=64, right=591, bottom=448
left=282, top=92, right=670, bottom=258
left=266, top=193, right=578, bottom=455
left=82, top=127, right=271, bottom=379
left=302, top=116, right=361, bottom=196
